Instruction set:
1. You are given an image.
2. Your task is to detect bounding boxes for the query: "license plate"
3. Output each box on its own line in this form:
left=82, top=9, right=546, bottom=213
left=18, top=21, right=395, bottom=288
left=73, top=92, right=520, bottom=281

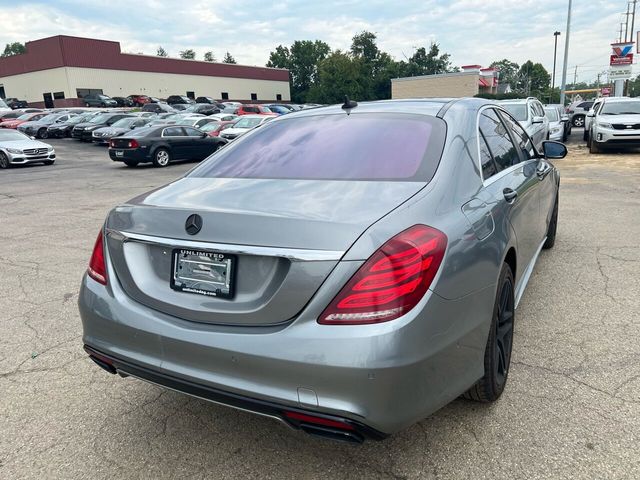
left=115, top=150, right=124, bottom=157
left=171, top=249, right=235, bottom=299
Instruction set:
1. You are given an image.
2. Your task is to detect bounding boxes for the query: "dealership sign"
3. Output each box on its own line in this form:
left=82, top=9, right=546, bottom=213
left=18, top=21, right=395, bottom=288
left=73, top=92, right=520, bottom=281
left=610, top=42, right=634, bottom=66
left=609, top=66, right=633, bottom=80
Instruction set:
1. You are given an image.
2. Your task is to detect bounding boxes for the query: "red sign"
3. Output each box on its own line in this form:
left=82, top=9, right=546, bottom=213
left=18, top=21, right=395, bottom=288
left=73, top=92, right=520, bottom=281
left=610, top=53, right=633, bottom=66
left=601, top=87, right=611, bottom=96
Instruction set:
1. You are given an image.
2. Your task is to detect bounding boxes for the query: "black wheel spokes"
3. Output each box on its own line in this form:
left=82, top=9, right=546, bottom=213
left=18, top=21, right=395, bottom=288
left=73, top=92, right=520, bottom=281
left=495, top=280, right=514, bottom=385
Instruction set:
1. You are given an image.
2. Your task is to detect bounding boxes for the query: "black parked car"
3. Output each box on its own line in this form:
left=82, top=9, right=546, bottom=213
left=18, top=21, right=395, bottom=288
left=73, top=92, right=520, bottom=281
left=4, top=98, right=29, bottom=109
left=108, top=125, right=227, bottom=167
left=83, top=94, right=118, bottom=108
left=185, top=103, right=221, bottom=115
left=18, top=113, right=77, bottom=138
left=72, top=113, right=133, bottom=141
left=142, top=102, right=176, bottom=114
left=195, top=96, right=227, bottom=108
left=112, top=96, right=134, bottom=107
left=166, top=95, right=196, bottom=105
left=47, top=112, right=100, bottom=138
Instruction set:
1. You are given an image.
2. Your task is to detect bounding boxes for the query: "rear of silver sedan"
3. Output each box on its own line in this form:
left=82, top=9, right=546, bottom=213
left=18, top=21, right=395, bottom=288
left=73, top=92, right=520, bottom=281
left=79, top=102, right=494, bottom=441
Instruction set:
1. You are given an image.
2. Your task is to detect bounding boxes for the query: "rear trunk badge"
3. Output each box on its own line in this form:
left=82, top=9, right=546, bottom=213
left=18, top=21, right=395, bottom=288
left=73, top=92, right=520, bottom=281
left=185, top=214, right=203, bottom=235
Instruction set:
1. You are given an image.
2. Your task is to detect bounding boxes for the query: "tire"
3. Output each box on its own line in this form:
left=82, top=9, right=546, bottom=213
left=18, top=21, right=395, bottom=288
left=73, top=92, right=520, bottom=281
left=589, top=135, right=601, bottom=154
left=39, top=128, right=48, bottom=139
left=123, top=160, right=138, bottom=168
left=464, top=263, right=515, bottom=402
left=152, top=148, right=170, bottom=167
left=583, top=129, right=589, bottom=141
left=572, top=115, right=585, bottom=127
left=43, top=160, right=54, bottom=166
left=543, top=193, right=558, bottom=250
left=0, top=152, right=10, bottom=169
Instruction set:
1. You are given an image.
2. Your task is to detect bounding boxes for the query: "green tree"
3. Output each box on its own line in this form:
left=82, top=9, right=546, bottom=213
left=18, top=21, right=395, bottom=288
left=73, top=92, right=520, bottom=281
left=156, top=46, right=168, bottom=57
left=179, top=49, right=196, bottom=60
left=490, top=59, right=520, bottom=90
left=267, top=40, right=331, bottom=103
left=517, top=60, right=550, bottom=97
left=627, top=75, right=640, bottom=97
left=399, top=43, right=454, bottom=77
left=222, top=51, right=237, bottom=64
left=307, top=51, right=366, bottom=104
left=349, top=31, right=400, bottom=100
left=1, top=42, right=26, bottom=57
left=204, top=51, right=216, bottom=62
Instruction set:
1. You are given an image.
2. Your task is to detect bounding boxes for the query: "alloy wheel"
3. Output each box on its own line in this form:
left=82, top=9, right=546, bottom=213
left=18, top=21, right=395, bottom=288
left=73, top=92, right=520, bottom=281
left=494, top=277, right=514, bottom=387
left=0, top=152, right=9, bottom=169
left=573, top=116, right=585, bottom=127
left=156, top=150, right=170, bottom=167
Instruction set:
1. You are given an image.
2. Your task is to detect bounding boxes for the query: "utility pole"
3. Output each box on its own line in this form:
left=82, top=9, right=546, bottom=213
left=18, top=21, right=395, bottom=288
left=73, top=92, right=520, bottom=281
left=560, top=0, right=572, bottom=106
left=552, top=31, right=561, bottom=103
left=631, top=0, right=638, bottom=43
left=625, top=3, right=631, bottom=41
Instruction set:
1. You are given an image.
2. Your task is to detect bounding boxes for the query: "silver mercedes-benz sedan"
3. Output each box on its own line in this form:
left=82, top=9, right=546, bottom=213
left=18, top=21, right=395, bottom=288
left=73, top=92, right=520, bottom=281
left=0, top=129, right=56, bottom=168
left=79, top=98, right=566, bottom=443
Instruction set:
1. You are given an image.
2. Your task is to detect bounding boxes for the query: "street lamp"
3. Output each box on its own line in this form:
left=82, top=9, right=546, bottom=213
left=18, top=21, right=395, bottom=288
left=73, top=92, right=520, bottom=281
left=552, top=31, right=561, bottom=103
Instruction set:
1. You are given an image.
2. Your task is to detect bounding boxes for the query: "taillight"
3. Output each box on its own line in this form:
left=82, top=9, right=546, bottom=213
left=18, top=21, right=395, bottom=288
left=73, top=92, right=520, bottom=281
left=319, top=225, right=447, bottom=325
left=87, top=230, right=107, bottom=285
left=109, top=140, right=115, bottom=148
left=127, top=139, right=139, bottom=148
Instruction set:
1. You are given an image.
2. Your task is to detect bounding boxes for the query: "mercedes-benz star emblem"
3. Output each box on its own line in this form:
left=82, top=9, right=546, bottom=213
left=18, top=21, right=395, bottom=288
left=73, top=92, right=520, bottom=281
left=185, top=214, right=203, bottom=235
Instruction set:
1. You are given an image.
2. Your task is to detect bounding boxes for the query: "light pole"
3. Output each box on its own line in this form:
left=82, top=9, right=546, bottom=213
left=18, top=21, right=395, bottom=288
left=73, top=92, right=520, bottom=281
left=560, top=0, right=572, bottom=106
left=552, top=31, right=561, bottom=103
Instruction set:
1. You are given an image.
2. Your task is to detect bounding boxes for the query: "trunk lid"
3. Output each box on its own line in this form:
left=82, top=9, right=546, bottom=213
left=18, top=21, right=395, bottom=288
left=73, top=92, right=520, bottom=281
left=105, top=177, right=426, bottom=326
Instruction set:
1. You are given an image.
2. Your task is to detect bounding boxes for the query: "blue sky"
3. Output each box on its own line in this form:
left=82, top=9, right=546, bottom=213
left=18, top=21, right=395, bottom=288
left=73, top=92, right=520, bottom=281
left=0, top=0, right=633, bottom=83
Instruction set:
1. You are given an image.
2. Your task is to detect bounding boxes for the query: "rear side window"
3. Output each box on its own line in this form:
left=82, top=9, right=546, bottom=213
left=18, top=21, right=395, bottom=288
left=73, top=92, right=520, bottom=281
left=479, top=109, right=520, bottom=172
left=479, top=131, right=498, bottom=180
left=163, top=127, right=184, bottom=136
left=498, top=111, right=537, bottom=160
left=192, top=113, right=446, bottom=181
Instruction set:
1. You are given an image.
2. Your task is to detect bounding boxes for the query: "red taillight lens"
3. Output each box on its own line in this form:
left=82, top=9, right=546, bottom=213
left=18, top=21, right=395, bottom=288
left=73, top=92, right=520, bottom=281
left=319, top=225, right=447, bottom=325
left=127, top=139, right=139, bottom=148
left=109, top=140, right=115, bottom=148
left=87, top=230, right=107, bottom=285
left=283, top=411, right=355, bottom=431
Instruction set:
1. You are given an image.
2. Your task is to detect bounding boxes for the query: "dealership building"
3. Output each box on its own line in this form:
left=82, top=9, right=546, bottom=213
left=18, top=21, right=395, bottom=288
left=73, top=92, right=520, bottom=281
left=0, top=35, right=291, bottom=108
left=392, top=65, right=499, bottom=99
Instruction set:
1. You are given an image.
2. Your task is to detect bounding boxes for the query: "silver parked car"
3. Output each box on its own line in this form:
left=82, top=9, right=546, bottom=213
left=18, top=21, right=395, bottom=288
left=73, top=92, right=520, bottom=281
left=544, top=106, right=568, bottom=142
left=500, top=98, right=549, bottom=150
left=79, top=98, right=566, bottom=442
left=0, top=129, right=56, bottom=168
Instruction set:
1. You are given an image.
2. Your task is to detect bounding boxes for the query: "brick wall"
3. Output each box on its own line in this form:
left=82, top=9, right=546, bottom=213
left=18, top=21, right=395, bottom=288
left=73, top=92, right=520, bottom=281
left=392, top=72, right=480, bottom=99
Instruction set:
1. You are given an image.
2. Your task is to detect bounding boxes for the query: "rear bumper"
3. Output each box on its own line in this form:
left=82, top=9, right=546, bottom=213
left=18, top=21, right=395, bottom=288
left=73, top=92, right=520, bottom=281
left=83, top=344, right=385, bottom=443
left=108, top=148, right=149, bottom=162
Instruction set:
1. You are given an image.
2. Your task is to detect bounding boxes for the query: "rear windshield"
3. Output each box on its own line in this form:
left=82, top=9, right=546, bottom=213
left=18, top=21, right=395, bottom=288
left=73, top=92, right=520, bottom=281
left=501, top=104, right=527, bottom=122
left=191, top=113, right=445, bottom=181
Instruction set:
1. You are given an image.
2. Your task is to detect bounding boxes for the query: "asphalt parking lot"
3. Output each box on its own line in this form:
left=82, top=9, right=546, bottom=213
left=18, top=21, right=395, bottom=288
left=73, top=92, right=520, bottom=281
left=1, top=132, right=639, bottom=479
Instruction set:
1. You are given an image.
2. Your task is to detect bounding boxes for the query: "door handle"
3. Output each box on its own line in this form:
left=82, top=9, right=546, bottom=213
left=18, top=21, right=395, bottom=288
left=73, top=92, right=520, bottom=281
left=503, top=188, right=518, bottom=203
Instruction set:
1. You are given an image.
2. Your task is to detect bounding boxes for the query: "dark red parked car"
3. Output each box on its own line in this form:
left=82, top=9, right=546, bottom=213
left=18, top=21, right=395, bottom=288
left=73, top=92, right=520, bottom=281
left=128, top=95, right=152, bottom=107
left=236, top=104, right=278, bottom=116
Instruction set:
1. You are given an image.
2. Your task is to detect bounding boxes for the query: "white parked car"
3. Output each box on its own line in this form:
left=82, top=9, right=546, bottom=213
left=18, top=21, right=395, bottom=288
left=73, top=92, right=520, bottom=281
left=587, top=97, right=640, bottom=153
left=544, top=106, right=568, bottom=142
left=0, top=129, right=56, bottom=168
left=208, top=113, right=238, bottom=122
left=219, top=115, right=273, bottom=141
left=500, top=98, right=549, bottom=150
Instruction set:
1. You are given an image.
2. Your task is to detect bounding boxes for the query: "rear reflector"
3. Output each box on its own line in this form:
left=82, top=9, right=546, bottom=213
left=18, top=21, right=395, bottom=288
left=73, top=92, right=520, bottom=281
left=283, top=411, right=355, bottom=430
left=87, top=230, right=107, bottom=285
left=319, top=225, right=447, bottom=325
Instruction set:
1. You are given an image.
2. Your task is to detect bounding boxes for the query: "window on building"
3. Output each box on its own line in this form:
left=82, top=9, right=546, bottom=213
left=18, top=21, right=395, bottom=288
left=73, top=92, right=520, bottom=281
left=251, top=93, right=258, bottom=101
left=186, top=91, right=195, bottom=99
left=53, top=91, right=65, bottom=100
left=276, top=94, right=282, bottom=101
left=221, top=92, right=229, bottom=100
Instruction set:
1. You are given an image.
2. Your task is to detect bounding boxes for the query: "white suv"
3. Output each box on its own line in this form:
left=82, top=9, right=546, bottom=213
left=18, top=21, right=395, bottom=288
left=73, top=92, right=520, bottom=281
left=500, top=98, right=549, bottom=150
left=587, top=97, right=640, bottom=153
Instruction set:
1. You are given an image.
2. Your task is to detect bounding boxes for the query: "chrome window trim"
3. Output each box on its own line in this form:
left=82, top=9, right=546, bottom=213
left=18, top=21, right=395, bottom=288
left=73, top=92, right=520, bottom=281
left=475, top=105, right=540, bottom=187
left=106, top=229, right=344, bottom=262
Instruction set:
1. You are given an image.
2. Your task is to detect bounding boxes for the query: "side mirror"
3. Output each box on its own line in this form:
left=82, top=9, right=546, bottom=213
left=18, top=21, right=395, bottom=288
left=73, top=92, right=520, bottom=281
left=542, top=140, right=567, bottom=159
left=201, top=132, right=207, bottom=138
left=560, top=115, right=569, bottom=122
left=586, top=111, right=595, bottom=118
left=532, top=116, right=545, bottom=124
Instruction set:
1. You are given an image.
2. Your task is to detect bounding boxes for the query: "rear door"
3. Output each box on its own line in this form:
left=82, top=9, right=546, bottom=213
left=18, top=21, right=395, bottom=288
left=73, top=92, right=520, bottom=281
left=161, top=126, right=189, bottom=159
left=479, top=108, right=542, bottom=275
